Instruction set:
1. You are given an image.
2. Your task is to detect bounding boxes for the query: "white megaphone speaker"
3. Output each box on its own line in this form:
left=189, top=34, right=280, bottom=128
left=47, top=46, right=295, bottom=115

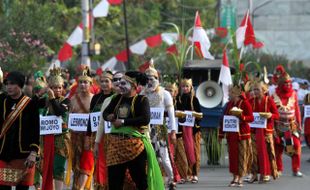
left=196, top=81, right=223, bottom=108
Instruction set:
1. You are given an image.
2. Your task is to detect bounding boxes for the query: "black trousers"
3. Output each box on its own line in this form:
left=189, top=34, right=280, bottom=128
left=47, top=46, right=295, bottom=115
left=108, top=149, right=147, bottom=190
left=0, top=185, right=29, bottom=190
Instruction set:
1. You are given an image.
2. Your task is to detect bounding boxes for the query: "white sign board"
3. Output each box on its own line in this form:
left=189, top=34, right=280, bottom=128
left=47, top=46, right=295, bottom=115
left=39, top=115, right=62, bottom=135
left=150, top=107, right=165, bottom=125
left=165, top=117, right=179, bottom=133
left=179, top=111, right=196, bottom=127
left=90, top=112, right=101, bottom=132
left=104, top=121, right=112, bottom=134
left=68, top=113, right=89, bottom=132
left=304, top=105, right=310, bottom=118
left=223, top=115, right=239, bottom=132
left=249, top=112, right=267, bottom=128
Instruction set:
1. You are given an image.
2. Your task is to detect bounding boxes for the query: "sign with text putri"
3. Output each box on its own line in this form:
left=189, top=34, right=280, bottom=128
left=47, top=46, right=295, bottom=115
left=68, top=113, right=89, bottom=132
left=150, top=107, right=164, bottom=125
left=90, top=112, right=101, bottom=132
left=179, top=111, right=196, bottom=127
left=249, top=112, right=267, bottom=128
left=223, top=115, right=239, bottom=132
left=40, top=115, right=62, bottom=135
left=304, top=105, right=310, bottom=118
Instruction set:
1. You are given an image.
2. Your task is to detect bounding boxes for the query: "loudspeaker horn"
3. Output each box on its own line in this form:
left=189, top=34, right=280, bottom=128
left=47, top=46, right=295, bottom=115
left=196, top=81, right=223, bottom=108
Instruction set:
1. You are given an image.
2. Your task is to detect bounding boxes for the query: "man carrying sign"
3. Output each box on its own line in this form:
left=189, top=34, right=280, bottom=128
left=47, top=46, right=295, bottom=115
left=69, top=66, right=94, bottom=190
left=140, top=62, right=178, bottom=189
left=248, top=81, right=279, bottom=183
left=219, top=85, right=254, bottom=187
left=0, top=71, right=39, bottom=189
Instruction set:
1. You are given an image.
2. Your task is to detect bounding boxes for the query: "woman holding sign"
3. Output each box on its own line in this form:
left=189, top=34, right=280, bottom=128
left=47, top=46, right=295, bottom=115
left=103, top=71, right=164, bottom=190
left=35, top=66, right=71, bottom=190
left=176, top=78, right=203, bottom=184
left=248, top=82, right=279, bottom=183
left=219, top=85, right=254, bottom=187
left=87, top=71, right=113, bottom=189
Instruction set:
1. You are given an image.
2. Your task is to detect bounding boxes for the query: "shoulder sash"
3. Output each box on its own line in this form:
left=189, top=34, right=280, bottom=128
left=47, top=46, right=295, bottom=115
left=0, top=96, right=31, bottom=139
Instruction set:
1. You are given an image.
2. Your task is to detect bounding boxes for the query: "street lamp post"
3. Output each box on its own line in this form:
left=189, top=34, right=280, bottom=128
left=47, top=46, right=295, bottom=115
left=81, top=0, right=91, bottom=67
left=249, top=0, right=273, bottom=27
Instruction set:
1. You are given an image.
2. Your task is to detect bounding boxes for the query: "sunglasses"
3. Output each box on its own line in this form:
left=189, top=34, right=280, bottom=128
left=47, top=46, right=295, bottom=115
left=113, top=78, right=122, bottom=82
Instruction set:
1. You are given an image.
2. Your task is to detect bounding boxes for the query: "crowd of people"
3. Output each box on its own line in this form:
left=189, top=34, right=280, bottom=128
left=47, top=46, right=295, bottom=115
left=0, top=63, right=309, bottom=190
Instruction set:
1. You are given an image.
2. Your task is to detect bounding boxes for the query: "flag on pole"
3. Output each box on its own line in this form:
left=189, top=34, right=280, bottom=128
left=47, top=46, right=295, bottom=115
left=236, top=10, right=264, bottom=49
left=192, top=11, right=214, bottom=60
left=218, top=49, right=232, bottom=105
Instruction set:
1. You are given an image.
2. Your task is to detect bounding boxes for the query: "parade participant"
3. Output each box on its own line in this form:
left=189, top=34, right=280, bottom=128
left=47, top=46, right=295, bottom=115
left=0, top=71, right=40, bottom=190
left=219, top=85, right=254, bottom=187
left=87, top=71, right=113, bottom=190
left=34, top=67, right=71, bottom=190
left=69, top=67, right=94, bottom=190
left=141, top=63, right=178, bottom=189
left=165, top=83, right=188, bottom=184
left=304, top=92, right=310, bottom=162
left=176, top=78, right=203, bottom=183
left=272, top=72, right=303, bottom=177
left=94, top=71, right=138, bottom=190
left=103, top=71, right=164, bottom=190
left=248, top=81, right=279, bottom=183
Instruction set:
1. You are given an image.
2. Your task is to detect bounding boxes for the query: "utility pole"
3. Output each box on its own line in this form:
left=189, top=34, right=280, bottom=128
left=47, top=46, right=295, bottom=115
left=81, top=0, right=91, bottom=67
left=123, top=0, right=131, bottom=70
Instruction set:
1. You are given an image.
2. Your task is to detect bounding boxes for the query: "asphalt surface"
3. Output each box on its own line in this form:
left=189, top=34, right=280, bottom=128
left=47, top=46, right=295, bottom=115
left=177, top=146, right=310, bottom=190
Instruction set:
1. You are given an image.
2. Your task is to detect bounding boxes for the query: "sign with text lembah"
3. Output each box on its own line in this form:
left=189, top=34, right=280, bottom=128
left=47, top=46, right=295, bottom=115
left=90, top=112, right=101, bottom=132
left=304, top=105, right=310, bottom=118
left=165, top=117, right=179, bottom=133
left=40, top=115, right=62, bottom=135
left=104, top=121, right=112, bottom=134
left=179, top=111, right=196, bottom=127
left=223, top=115, right=239, bottom=132
left=68, top=113, right=89, bottom=132
left=249, top=112, right=267, bottom=128
left=150, top=107, right=165, bottom=125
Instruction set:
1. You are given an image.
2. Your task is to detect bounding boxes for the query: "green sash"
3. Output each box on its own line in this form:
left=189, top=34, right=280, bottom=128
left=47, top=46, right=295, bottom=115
left=111, top=126, right=164, bottom=190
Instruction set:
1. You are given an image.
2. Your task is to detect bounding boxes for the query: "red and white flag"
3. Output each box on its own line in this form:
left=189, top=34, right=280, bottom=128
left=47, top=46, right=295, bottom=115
left=219, top=49, right=232, bottom=85
left=218, top=49, right=232, bottom=105
left=236, top=10, right=263, bottom=49
left=192, top=11, right=214, bottom=60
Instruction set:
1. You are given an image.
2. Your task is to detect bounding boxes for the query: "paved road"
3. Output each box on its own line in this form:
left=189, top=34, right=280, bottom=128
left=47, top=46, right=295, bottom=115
left=27, top=145, right=310, bottom=190
left=177, top=146, right=310, bottom=190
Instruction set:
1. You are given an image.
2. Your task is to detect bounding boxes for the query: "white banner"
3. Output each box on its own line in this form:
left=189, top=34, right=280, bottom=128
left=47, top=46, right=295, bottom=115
left=40, top=115, right=62, bottom=135
left=165, top=117, right=179, bottom=133
left=90, top=112, right=101, bottom=132
left=249, top=112, right=267, bottom=128
left=104, top=121, right=112, bottom=134
left=150, top=107, right=165, bottom=125
left=68, top=113, right=89, bottom=132
left=304, top=105, right=310, bottom=118
left=223, top=115, right=239, bottom=132
left=179, top=111, right=196, bottom=127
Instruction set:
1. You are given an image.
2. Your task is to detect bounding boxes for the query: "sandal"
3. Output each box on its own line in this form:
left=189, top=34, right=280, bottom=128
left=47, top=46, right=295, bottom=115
left=247, top=176, right=258, bottom=183
left=236, top=182, right=243, bottom=187
left=178, top=178, right=186, bottom=184
left=229, top=181, right=237, bottom=187
left=191, top=176, right=198, bottom=183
